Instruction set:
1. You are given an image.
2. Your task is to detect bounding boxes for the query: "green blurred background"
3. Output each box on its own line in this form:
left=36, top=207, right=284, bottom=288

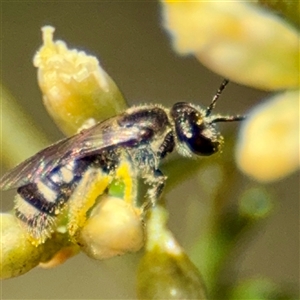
left=1, top=2, right=299, bottom=299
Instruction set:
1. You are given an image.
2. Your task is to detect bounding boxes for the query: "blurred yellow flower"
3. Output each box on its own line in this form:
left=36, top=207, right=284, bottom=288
left=161, top=1, right=299, bottom=91
left=161, top=1, right=300, bottom=182
left=236, top=90, right=299, bottom=182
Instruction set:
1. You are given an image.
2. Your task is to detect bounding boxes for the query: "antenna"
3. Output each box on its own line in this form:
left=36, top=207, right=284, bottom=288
left=205, top=79, right=229, bottom=117
left=211, top=115, right=246, bottom=123
left=205, top=79, right=246, bottom=123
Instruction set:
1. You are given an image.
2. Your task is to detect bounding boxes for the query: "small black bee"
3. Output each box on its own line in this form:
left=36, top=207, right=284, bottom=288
left=0, top=80, right=245, bottom=246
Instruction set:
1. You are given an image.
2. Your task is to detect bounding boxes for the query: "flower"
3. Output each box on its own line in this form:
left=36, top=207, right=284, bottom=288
left=137, top=205, right=207, bottom=299
left=161, top=1, right=299, bottom=182
left=33, top=26, right=127, bottom=136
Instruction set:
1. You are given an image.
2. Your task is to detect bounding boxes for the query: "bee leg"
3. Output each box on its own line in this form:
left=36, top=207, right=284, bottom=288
left=141, top=169, right=167, bottom=213
left=158, top=131, right=175, bottom=159
left=67, top=167, right=112, bottom=238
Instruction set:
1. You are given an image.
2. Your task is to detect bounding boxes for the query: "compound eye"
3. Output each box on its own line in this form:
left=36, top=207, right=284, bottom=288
left=171, top=103, right=220, bottom=156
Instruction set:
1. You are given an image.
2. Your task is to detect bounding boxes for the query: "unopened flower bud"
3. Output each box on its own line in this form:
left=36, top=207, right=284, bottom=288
left=0, top=212, right=72, bottom=279
left=0, top=213, right=41, bottom=279
left=137, top=205, right=207, bottom=299
left=77, top=196, right=144, bottom=260
left=236, top=90, right=299, bottom=182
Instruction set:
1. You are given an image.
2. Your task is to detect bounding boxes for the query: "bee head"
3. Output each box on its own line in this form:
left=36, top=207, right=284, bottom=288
left=170, top=80, right=245, bottom=157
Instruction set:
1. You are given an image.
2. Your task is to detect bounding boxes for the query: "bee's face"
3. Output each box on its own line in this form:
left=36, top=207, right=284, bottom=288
left=171, top=102, right=221, bottom=157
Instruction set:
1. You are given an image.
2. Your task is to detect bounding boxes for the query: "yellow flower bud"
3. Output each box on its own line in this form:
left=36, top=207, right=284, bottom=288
left=33, top=26, right=127, bottom=136
left=236, top=90, right=299, bottom=182
left=137, top=205, right=207, bottom=299
left=1, top=212, right=41, bottom=279
left=0, top=212, right=73, bottom=279
left=77, top=196, right=144, bottom=260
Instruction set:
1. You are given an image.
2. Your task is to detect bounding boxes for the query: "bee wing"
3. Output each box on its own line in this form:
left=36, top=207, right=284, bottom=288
left=0, top=118, right=144, bottom=190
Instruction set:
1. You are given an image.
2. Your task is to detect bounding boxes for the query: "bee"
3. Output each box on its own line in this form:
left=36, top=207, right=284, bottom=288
left=0, top=80, right=245, bottom=249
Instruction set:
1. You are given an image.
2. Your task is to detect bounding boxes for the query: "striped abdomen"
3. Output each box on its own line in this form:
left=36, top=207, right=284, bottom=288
left=14, top=159, right=89, bottom=244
